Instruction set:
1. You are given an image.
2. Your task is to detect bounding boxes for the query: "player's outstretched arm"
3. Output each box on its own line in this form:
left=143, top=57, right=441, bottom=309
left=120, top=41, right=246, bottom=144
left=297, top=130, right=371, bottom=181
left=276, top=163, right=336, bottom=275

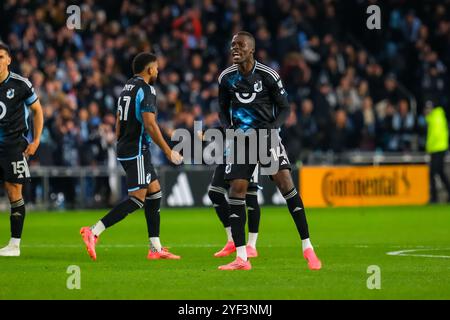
left=142, top=112, right=183, bottom=165
left=24, top=100, right=44, bottom=157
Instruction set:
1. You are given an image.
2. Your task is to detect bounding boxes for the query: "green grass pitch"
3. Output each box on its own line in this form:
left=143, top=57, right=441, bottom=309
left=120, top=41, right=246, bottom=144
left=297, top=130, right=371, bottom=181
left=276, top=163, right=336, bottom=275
left=0, top=205, right=449, bottom=300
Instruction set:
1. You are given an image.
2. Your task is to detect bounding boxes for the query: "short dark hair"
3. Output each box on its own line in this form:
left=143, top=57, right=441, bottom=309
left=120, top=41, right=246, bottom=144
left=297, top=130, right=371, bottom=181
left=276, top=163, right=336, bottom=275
left=0, top=42, right=11, bottom=56
left=132, top=52, right=157, bottom=74
left=236, top=31, right=255, bottom=50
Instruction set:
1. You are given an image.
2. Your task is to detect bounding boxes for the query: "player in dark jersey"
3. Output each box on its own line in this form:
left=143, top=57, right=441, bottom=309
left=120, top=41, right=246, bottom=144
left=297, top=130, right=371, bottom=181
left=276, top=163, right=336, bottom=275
left=217, top=32, right=321, bottom=271
left=208, top=163, right=261, bottom=258
left=80, top=53, right=183, bottom=261
left=0, top=43, right=44, bottom=257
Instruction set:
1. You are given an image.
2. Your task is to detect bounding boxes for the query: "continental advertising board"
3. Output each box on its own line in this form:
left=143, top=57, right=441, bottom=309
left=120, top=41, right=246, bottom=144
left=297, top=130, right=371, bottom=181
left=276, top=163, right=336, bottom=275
left=300, top=165, right=429, bottom=207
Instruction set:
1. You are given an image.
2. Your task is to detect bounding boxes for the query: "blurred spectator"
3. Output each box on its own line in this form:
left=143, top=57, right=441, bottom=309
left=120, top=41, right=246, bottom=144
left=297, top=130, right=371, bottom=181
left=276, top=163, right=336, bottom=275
left=297, top=99, right=318, bottom=161
left=329, top=109, right=353, bottom=154
left=391, top=99, right=416, bottom=152
left=359, top=97, right=377, bottom=151
left=280, top=103, right=302, bottom=164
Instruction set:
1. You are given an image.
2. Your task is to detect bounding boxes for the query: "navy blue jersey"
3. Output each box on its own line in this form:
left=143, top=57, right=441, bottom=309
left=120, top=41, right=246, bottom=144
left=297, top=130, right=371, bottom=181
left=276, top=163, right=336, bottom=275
left=0, top=72, right=38, bottom=153
left=116, top=76, right=156, bottom=160
left=218, top=61, right=289, bottom=130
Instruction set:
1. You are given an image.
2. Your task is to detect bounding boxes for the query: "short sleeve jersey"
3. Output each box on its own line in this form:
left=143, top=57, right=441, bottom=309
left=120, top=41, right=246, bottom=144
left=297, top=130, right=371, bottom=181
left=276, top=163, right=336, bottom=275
left=0, top=72, right=38, bottom=153
left=116, top=76, right=157, bottom=160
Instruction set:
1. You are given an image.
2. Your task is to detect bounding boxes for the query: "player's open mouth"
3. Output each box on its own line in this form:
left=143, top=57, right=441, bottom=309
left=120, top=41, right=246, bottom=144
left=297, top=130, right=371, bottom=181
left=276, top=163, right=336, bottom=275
left=232, top=52, right=241, bottom=59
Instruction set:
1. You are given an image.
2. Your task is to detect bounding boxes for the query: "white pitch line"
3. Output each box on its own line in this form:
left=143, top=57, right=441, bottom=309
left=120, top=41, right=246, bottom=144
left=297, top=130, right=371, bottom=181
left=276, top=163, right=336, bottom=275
left=386, top=248, right=450, bottom=259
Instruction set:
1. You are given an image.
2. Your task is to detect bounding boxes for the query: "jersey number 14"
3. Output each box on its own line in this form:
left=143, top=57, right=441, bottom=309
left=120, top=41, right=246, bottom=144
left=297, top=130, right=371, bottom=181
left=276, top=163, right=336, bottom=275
left=117, top=96, right=131, bottom=121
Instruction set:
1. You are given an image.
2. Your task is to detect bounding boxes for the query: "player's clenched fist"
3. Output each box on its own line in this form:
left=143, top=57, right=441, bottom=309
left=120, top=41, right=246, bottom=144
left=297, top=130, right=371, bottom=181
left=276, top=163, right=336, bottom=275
left=168, top=150, right=183, bottom=165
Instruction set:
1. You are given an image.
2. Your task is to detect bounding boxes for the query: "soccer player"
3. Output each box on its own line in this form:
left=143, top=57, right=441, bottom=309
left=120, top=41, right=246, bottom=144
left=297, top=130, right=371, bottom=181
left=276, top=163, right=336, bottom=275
left=0, top=43, right=44, bottom=257
left=217, top=32, right=322, bottom=270
left=208, top=164, right=261, bottom=258
left=80, top=53, right=183, bottom=261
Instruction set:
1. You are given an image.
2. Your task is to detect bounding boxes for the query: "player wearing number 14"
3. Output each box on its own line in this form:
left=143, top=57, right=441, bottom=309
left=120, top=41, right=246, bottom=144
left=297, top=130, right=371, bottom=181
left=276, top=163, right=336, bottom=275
left=0, top=42, right=44, bottom=256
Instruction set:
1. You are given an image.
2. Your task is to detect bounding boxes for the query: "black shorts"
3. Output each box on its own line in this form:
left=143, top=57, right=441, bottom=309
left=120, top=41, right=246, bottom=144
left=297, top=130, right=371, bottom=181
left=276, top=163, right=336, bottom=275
left=0, top=150, right=31, bottom=184
left=224, top=130, right=291, bottom=181
left=209, top=163, right=260, bottom=195
left=119, top=150, right=158, bottom=192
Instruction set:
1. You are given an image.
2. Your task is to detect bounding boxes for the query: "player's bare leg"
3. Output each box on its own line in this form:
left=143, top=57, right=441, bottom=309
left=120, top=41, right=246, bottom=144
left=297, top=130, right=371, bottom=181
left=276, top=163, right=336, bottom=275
left=218, top=179, right=252, bottom=270
left=80, top=188, right=146, bottom=261
left=271, top=169, right=321, bottom=270
left=145, top=180, right=180, bottom=260
left=0, top=182, right=25, bottom=257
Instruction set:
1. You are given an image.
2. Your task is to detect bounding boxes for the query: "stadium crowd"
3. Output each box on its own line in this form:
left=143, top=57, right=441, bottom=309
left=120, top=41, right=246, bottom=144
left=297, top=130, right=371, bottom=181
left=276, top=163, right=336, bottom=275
left=1, top=0, right=449, bottom=205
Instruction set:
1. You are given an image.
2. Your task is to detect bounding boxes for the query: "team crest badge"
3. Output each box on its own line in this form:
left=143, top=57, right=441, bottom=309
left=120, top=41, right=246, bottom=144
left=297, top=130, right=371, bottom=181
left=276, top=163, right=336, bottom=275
left=254, top=80, right=263, bottom=93
left=6, top=88, right=14, bottom=99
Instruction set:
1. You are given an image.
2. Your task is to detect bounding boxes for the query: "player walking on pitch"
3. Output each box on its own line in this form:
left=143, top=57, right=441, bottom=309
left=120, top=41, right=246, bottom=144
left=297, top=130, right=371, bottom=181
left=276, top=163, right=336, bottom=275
left=217, top=32, right=322, bottom=270
left=0, top=43, right=44, bottom=257
left=80, top=53, right=183, bottom=261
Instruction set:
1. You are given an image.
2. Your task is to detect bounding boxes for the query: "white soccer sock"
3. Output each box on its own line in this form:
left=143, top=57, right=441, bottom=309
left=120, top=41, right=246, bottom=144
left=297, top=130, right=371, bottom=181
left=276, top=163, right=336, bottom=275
left=247, top=233, right=258, bottom=248
left=91, top=221, right=106, bottom=237
left=150, top=237, right=162, bottom=252
left=9, top=238, right=21, bottom=247
left=225, top=227, right=233, bottom=242
left=302, top=238, right=313, bottom=252
left=236, top=245, right=248, bottom=261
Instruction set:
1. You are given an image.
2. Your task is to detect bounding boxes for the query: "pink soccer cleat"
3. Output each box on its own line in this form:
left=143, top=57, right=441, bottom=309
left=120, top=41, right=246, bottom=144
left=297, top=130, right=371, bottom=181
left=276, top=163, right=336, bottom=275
left=303, top=248, right=322, bottom=270
left=218, top=257, right=252, bottom=270
left=80, top=227, right=98, bottom=261
left=246, top=245, right=258, bottom=258
left=214, top=241, right=236, bottom=257
left=147, top=247, right=181, bottom=260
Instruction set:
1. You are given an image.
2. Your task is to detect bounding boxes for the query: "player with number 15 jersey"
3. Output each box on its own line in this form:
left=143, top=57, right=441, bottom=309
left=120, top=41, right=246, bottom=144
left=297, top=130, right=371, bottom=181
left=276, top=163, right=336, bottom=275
left=0, top=42, right=44, bottom=257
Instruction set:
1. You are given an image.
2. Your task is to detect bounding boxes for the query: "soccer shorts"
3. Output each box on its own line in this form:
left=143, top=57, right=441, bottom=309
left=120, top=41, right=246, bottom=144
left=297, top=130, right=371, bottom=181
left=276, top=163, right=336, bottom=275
left=210, top=163, right=260, bottom=194
left=0, top=150, right=31, bottom=184
left=223, top=130, right=291, bottom=181
left=119, top=150, right=158, bottom=192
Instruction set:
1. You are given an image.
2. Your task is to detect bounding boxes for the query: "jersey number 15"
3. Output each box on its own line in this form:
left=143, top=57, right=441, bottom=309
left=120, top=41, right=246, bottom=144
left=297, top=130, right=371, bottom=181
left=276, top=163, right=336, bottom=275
left=117, top=96, right=131, bottom=121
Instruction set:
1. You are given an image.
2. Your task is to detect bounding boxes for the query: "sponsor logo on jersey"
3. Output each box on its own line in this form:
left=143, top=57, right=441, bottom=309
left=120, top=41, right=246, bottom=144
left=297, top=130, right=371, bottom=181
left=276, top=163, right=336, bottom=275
left=235, top=92, right=257, bottom=104
left=0, top=101, right=6, bottom=119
